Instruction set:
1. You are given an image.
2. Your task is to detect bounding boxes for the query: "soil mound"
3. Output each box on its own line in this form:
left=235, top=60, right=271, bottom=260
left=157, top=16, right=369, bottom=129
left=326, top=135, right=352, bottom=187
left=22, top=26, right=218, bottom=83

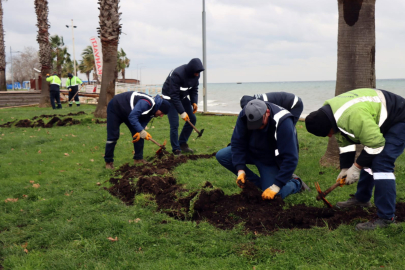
left=1, top=111, right=85, bottom=128
left=105, top=153, right=405, bottom=234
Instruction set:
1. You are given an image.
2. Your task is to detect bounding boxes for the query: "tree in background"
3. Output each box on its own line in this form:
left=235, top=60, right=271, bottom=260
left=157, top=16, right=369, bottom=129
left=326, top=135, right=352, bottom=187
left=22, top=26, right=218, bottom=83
left=50, top=35, right=70, bottom=78
left=320, top=0, right=376, bottom=167
left=117, top=48, right=130, bottom=81
left=79, top=59, right=93, bottom=84
left=81, top=46, right=99, bottom=83
left=34, top=0, right=52, bottom=107
left=11, top=47, right=40, bottom=84
left=0, top=0, right=7, bottom=91
left=94, top=0, right=121, bottom=118
left=61, top=59, right=78, bottom=78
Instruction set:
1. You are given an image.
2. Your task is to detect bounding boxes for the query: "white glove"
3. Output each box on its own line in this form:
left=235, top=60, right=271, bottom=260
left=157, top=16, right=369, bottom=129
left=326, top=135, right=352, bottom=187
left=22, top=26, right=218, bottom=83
left=336, top=168, right=348, bottom=181
left=345, top=164, right=361, bottom=185
left=140, top=130, right=147, bottom=139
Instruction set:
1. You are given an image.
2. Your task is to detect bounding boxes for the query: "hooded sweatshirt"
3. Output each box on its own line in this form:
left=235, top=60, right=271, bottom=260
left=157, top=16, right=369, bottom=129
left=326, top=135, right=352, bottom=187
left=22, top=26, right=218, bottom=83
left=111, top=91, right=164, bottom=132
left=161, top=58, right=205, bottom=114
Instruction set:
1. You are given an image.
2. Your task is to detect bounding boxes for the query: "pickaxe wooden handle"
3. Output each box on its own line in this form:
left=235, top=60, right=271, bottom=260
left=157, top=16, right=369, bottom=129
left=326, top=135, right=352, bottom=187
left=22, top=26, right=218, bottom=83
left=316, top=177, right=346, bottom=201
left=69, top=85, right=84, bottom=102
left=149, top=138, right=165, bottom=149
left=185, top=119, right=204, bottom=138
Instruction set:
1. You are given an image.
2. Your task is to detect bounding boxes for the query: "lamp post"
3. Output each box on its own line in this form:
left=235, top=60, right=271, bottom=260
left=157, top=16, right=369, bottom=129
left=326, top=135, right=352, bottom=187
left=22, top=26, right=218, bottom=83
left=202, top=0, right=207, bottom=112
left=66, top=19, right=77, bottom=76
left=10, top=46, right=22, bottom=91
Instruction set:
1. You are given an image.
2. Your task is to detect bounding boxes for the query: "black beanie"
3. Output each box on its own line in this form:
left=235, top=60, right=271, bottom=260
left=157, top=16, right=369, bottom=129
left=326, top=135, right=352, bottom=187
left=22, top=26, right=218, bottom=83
left=159, top=99, right=171, bottom=115
left=305, top=109, right=332, bottom=137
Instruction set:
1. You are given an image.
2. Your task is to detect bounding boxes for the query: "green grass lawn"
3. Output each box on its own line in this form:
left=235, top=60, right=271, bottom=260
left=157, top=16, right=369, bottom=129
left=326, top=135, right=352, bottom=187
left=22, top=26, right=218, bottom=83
left=1, top=105, right=405, bottom=269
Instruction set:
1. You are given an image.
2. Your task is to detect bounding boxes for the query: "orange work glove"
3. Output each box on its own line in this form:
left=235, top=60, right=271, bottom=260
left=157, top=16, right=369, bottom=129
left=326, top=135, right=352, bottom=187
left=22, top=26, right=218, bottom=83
left=132, top=133, right=141, bottom=143
left=192, top=103, right=198, bottom=114
left=236, top=170, right=246, bottom=188
left=180, top=112, right=190, bottom=122
left=261, top=184, right=280, bottom=200
left=336, top=176, right=346, bottom=187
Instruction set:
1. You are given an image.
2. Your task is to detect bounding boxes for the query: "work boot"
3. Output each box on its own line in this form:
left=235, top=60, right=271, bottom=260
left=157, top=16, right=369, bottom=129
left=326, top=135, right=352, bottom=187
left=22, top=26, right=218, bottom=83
left=292, top=174, right=310, bottom=192
left=134, top=159, right=148, bottom=165
left=180, top=143, right=194, bottom=154
left=355, top=216, right=396, bottom=231
left=174, top=150, right=182, bottom=156
left=336, top=194, right=372, bottom=208
left=105, top=162, right=114, bottom=169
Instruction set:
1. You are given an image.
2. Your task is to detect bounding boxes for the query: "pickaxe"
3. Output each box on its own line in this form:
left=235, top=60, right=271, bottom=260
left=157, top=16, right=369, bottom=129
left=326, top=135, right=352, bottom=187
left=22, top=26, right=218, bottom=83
left=314, top=176, right=346, bottom=208
left=149, top=138, right=167, bottom=155
left=69, top=85, right=84, bottom=103
left=185, top=119, right=204, bottom=139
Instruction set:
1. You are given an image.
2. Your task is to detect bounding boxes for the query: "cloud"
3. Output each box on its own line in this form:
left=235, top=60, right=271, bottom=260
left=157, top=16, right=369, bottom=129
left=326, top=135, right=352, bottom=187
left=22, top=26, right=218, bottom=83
left=3, top=0, right=405, bottom=83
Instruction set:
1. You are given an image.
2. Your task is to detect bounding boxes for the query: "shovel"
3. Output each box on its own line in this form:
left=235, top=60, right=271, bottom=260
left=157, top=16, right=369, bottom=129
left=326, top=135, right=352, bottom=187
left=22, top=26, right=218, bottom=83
left=185, top=119, right=204, bottom=139
left=314, top=176, right=346, bottom=208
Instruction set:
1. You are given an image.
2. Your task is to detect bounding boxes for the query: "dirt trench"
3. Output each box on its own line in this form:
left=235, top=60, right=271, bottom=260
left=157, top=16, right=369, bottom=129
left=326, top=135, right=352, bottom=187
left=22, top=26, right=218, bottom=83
left=0, top=111, right=85, bottom=128
left=105, top=153, right=405, bottom=234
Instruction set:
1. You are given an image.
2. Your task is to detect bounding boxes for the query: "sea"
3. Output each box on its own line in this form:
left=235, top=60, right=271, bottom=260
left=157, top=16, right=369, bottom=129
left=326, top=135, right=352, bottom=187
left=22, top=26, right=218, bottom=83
left=196, top=79, right=405, bottom=116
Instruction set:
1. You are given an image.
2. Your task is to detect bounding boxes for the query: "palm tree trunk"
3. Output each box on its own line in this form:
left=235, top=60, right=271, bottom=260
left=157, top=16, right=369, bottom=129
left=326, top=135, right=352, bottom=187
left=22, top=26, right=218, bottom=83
left=320, top=0, right=375, bottom=167
left=35, top=0, right=52, bottom=107
left=86, top=71, right=90, bottom=84
left=0, top=0, right=6, bottom=91
left=94, top=0, right=121, bottom=118
left=122, top=68, right=125, bottom=81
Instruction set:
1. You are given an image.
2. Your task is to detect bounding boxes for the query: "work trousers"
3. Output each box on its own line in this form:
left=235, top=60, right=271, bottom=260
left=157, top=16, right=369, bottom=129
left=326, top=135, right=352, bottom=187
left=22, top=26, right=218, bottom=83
left=167, top=97, right=196, bottom=152
left=216, top=146, right=301, bottom=199
left=49, top=90, right=62, bottom=109
left=355, top=121, right=405, bottom=219
left=68, top=86, right=80, bottom=106
left=104, top=101, right=149, bottom=163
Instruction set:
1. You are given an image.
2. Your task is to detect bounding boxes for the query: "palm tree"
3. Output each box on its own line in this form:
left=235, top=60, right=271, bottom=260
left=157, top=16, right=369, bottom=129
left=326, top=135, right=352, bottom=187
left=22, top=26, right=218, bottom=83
left=61, top=59, right=77, bottom=78
left=94, top=0, right=122, bottom=118
left=81, top=46, right=99, bottom=83
left=117, top=48, right=130, bottom=81
left=35, top=0, right=52, bottom=107
left=50, top=35, right=70, bottom=78
left=78, top=59, right=92, bottom=83
left=0, top=0, right=7, bottom=91
left=320, top=0, right=376, bottom=167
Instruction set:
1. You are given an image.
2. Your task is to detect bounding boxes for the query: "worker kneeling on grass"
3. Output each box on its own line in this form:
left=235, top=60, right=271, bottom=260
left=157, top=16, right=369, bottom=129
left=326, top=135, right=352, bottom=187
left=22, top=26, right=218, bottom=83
left=216, top=99, right=310, bottom=200
left=305, top=88, right=405, bottom=230
left=104, top=92, right=171, bottom=169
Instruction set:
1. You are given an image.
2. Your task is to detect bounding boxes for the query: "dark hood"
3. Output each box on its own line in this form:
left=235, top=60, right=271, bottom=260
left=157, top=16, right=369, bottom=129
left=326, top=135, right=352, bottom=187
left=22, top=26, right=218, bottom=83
left=240, top=95, right=255, bottom=109
left=319, top=105, right=339, bottom=133
left=68, top=73, right=73, bottom=77
left=185, top=58, right=204, bottom=77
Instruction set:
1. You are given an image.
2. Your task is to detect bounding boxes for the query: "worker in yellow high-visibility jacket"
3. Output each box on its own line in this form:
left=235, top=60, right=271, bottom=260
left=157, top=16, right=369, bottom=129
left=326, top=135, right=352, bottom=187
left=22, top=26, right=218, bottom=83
left=65, top=73, right=83, bottom=107
left=46, top=71, right=62, bottom=109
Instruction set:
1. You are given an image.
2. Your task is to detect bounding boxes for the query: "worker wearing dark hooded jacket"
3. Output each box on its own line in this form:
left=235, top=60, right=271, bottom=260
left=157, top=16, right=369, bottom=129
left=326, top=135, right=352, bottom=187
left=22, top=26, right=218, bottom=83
left=240, top=92, right=303, bottom=124
left=46, top=71, right=62, bottom=109
left=216, top=99, right=309, bottom=200
left=162, top=58, right=205, bottom=155
left=104, top=92, right=171, bottom=169
left=66, top=73, right=83, bottom=107
left=305, top=88, right=405, bottom=230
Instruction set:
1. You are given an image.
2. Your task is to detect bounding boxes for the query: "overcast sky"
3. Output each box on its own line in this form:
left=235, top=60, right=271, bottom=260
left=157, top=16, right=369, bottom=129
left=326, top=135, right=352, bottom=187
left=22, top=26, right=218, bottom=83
left=4, top=0, right=405, bottom=84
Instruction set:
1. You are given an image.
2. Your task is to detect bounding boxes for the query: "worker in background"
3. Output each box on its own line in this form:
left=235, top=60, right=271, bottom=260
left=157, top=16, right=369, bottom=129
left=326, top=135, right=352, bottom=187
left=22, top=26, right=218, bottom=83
left=305, top=88, right=405, bottom=230
left=161, top=58, right=205, bottom=155
left=104, top=92, right=171, bottom=169
left=46, top=71, right=62, bottom=109
left=65, top=73, right=83, bottom=107
left=240, top=92, right=304, bottom=124
left=216, top=99, right=310, bottom=201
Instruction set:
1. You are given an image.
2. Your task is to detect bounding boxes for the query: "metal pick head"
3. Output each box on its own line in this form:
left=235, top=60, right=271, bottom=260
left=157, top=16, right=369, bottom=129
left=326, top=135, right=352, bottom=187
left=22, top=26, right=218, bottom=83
left=196, top=129, right=204, bottom=139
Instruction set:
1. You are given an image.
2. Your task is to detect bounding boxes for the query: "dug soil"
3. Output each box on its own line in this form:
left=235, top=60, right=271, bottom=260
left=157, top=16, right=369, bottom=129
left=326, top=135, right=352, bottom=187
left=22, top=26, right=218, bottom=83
left=106, top=153, right=405, bottom=234
left=0, top=111, right=85, bottom=128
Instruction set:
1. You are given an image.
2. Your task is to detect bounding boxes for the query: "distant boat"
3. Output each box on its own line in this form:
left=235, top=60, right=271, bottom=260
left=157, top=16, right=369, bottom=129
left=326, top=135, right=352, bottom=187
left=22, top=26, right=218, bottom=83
left=236, top=82, right=242, bottom=84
